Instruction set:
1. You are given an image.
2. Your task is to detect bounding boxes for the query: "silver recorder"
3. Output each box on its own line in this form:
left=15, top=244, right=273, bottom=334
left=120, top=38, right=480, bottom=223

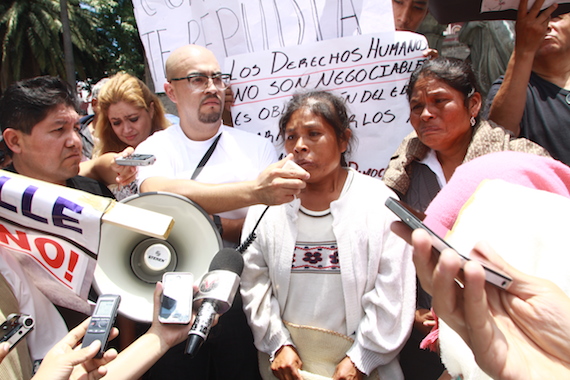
left=0, top=314, right=34, bottom=350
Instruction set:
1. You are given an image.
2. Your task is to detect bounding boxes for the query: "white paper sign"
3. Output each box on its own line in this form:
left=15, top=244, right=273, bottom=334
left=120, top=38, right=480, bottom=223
left=227, top=31, right=427, bottom=178
left=132, top=0, right=395, bottom=91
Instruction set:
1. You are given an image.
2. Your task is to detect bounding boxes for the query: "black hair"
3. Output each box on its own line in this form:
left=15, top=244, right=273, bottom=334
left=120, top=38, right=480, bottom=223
left=0, top=76, right=79, bottom=135
left=407, top=57, right=481, bottom=122
left=278, top=91, right=354, bottom=166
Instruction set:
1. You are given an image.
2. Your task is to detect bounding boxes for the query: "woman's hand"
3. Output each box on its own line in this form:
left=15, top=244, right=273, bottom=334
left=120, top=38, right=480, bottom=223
left=332, top=356, right=364, bottom=380
left=32, top=319, right=118, bottom=380
left=111, top=147, right=137, bottom=187
left=271, top=345, right=303, bottom=380
left=146, top=282, right=196, bottom=349
left=412, top=228, right=570, bottom=380
left=0, top=342, right=10, bottom=364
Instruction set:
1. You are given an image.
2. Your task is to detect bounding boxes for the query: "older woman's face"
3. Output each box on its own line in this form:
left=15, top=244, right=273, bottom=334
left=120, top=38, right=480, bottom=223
left=409, top=76, right=480, bottom=153
left=108, top=101, right=154, bottom=147
left=284, top=107, right=348, bottom=184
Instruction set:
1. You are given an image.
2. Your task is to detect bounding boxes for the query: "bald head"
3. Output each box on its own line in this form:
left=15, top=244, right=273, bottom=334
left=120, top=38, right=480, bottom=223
left=165, top=45, right=221, bottom=81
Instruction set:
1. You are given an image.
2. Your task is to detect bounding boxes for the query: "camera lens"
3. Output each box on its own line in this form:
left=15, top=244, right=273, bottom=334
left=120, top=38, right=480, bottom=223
left=22, top=317, right=34, bottom=328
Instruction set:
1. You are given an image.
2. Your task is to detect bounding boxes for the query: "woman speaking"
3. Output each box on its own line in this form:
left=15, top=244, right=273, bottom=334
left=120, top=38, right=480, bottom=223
left=240, top=91, right=415, bottom=380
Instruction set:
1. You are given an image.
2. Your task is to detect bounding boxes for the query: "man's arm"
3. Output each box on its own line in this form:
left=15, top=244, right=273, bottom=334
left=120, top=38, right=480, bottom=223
left=487, top=0, right=557, bottom=135
left=140, top=155, right=309, bottom=215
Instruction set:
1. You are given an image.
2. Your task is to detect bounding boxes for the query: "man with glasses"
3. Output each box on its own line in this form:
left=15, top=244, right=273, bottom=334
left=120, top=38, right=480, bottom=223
left=135, top=44, right=307, bottom=379
left=136, top=44, right=307, bottom=244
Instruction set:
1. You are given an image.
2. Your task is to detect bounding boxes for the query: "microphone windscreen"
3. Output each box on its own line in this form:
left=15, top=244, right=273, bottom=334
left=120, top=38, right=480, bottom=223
left=208, top=248, right=244, bottom=275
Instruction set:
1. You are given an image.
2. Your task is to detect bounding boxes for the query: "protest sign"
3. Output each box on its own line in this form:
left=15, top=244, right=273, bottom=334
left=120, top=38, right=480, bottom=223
left=0, top=171, right=173, bottom=312
left=132, top=0, right=394, bottom=90
left=227, top=31, right=427, bottom=178
left=0, top=171, right=106, bottom=309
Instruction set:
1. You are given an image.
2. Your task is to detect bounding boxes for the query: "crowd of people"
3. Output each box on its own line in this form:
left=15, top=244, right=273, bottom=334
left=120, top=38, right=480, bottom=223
left=1, top=0, right=570, bottom=379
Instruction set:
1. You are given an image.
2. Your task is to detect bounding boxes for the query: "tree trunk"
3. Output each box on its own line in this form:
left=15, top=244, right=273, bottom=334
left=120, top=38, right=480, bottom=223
left=60, top=0, right=75, bottom=91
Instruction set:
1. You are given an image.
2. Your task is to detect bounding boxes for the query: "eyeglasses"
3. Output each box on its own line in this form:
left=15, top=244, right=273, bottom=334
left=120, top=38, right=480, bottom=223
left=169, top=73, right=231, bottom=91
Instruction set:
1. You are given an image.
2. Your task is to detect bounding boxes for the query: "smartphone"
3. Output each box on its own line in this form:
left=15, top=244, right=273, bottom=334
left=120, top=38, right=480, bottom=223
left=159, top=272, right=194, bottom=324
left=82, top=294, right=120, bottom=358
left=0, top=314, right=34, bottom=351
left=115, top=154, right=156, bottom=166
left=385, top=197, right=512, bottom=290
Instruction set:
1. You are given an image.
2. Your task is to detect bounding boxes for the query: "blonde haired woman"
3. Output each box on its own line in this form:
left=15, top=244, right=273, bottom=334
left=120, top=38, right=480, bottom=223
left=83, top=73, right=170, bottom=199
left=94, top=72, right=170, bottom=156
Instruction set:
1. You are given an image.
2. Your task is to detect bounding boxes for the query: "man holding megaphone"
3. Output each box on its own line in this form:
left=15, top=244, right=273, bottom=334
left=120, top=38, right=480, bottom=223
left=135, top=44, right=309, bottom=380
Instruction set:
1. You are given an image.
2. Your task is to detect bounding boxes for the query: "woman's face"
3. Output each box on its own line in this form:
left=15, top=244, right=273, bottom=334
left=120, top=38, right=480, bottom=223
left=107, top=101, right=154, bottom=147
left=284, top=106, right=348, bottom=184
left=409, top=76, right=481, bottom=153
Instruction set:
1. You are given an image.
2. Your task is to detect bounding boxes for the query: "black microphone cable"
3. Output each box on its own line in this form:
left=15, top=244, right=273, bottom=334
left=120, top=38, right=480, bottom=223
left=236, top=205, right=270, bottom=254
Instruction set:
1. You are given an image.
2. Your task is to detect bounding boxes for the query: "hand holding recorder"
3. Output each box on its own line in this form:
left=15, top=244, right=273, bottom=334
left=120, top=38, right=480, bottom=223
left=31, top=318, right=118, bottom=380
left=408, top=228, right=570, bottom=380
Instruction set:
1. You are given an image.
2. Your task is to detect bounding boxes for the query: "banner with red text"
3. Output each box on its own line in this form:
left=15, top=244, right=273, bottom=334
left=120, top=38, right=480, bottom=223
left=0, top=171, right=111, bottom=311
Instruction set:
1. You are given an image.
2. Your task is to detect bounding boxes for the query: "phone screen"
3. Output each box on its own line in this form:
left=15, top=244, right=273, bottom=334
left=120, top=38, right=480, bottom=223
left=159, top=272, right=194, bottom=324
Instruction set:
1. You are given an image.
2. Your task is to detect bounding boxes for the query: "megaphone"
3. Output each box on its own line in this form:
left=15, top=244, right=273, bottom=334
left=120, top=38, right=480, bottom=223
left=94, top=192, right=222, bottom=323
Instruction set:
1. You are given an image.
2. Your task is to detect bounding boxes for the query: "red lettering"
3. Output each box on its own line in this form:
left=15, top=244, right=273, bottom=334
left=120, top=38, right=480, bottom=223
left=0, top=224, right=31, bottom=250
left=35, top=238, right=64, bottom=269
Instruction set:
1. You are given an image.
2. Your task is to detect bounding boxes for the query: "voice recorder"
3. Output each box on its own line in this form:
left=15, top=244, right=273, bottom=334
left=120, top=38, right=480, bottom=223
left=82, top=294, right=120, bottom=358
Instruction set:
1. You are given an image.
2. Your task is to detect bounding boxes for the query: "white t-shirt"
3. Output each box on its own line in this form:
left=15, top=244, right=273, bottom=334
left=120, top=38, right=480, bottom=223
left=0, top=250, right=68, bottom=363
left=282, top=170, right=354, bottom=335
left=135, top=124, right=277, bottom=220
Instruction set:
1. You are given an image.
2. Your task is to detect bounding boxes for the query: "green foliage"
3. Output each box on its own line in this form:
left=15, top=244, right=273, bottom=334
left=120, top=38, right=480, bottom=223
left=88, top=0, right=145, bottom=82
left=0, top=0, right=102, bottom=90
left=0, top=0, right=145, bottom=91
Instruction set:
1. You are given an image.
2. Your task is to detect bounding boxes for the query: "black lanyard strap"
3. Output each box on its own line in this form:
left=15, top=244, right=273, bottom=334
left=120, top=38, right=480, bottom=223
left=191, top=132, right=222, bottom=180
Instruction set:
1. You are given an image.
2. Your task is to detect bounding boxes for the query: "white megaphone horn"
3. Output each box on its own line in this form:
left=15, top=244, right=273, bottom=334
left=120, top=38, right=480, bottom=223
left=94, top=192, right=222, bottom=323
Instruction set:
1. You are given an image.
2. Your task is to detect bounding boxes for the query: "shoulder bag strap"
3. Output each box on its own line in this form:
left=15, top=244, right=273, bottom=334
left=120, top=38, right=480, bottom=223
left=191, top=132, right=222, bottom=180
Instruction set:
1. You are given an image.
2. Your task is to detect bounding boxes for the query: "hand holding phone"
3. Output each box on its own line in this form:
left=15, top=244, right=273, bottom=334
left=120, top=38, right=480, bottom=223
left=115, top=154, right=156, bottom=166
left=82, top=294, right=120, bottom=358
left=159, top=272, right=194, bottom=324
left=385, top=197, right=512, bottom=290
left=0, top=314, right=34, bottom=351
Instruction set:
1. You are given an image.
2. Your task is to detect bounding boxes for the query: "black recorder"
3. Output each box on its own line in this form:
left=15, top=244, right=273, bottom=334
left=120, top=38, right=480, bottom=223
left=0, top=314, right=34, bottom=351
left=385, top=197, right=512, bottom=290
left=82, top=294, right=120, bottom=358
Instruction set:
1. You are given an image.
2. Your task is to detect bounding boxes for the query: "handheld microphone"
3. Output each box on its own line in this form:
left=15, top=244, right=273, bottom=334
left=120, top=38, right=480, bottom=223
left=185, top=248, right=244, bottom=357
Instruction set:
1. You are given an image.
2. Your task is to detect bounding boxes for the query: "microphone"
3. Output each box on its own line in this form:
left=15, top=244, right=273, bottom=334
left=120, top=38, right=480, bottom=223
left=185, top=248, right=244, bottom=357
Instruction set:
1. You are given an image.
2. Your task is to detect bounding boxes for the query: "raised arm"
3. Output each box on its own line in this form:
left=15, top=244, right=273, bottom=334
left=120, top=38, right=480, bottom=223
left=140, top=155, right=309, bottom=215
left=487, top=0, right=557, bottom=135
